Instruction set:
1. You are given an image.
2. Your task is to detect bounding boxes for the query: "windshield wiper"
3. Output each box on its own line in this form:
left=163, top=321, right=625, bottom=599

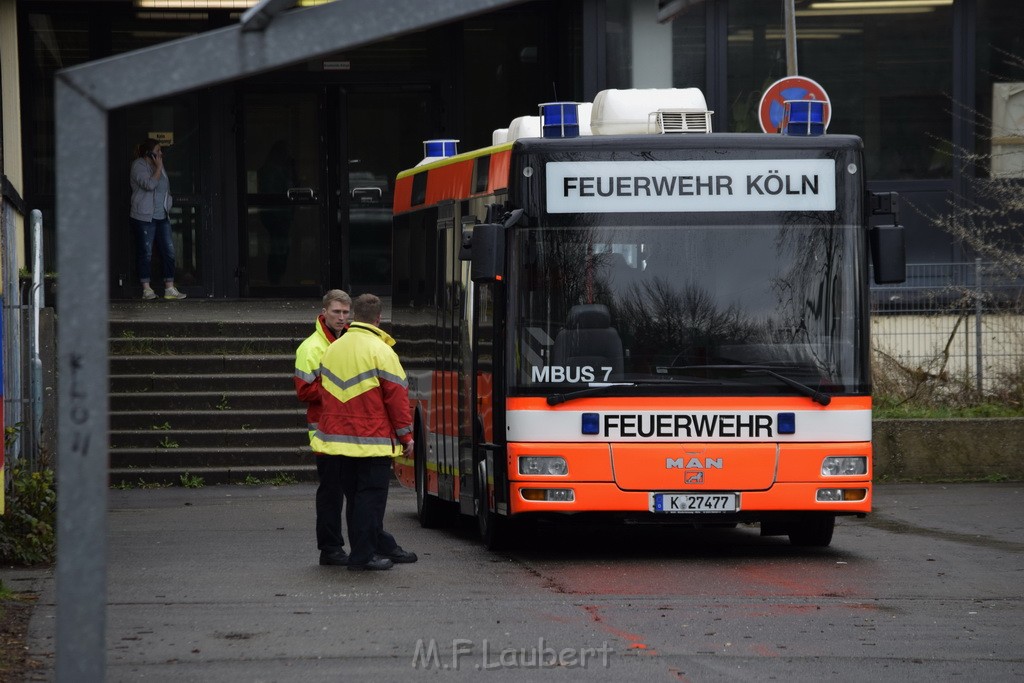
left=659, top=364, right=832, bottom=406
left=546, top=379, right=723, bottom=406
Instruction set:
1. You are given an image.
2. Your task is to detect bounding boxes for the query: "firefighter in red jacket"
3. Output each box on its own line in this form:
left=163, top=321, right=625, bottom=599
left=312, top=293, right=418, bottom=571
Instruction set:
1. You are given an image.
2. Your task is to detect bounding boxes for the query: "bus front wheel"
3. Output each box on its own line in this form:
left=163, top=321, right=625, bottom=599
left=788, top=514, right=835, bottom=547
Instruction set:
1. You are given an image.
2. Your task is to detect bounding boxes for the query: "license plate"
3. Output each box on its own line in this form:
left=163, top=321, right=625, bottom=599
left=650, top=492, right=738, bottom=513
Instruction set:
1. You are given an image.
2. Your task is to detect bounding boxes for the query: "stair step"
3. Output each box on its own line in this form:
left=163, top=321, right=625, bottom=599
left=111, top=373, right=293, bottom=393
left=110, top=409, right=305, bottom=430
left=111, top=354, right=294, bottom=374
left=111, top=445, right=311, bottom=468
left=110, top=336, right=302, bottom=355
left=111, top=320, right=308, bottom=338
left=109, top=464, right=318, bottom=487
left=111, top=390, right=297, bottom=411
left=111, top=428, right=301, bottom=449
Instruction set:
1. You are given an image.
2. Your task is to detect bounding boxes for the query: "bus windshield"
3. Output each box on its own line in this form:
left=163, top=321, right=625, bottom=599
left=508, top=222, right=868, bottom=397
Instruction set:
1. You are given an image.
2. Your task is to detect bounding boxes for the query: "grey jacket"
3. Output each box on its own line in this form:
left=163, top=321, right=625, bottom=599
left=129, top=157, right=172, bottom=221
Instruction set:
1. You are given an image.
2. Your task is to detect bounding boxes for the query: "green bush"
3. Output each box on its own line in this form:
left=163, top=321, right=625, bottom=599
left=0, top=466, right=56, bottom=566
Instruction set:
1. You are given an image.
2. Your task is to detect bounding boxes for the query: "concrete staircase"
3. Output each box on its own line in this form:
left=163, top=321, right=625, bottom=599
left=109, top=318, right=314, bottom=486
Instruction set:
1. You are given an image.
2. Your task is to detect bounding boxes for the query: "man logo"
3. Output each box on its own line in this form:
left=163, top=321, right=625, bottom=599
left=665, top=457, right=724, bottom=469
left=685, top=470, right=704, bottom=485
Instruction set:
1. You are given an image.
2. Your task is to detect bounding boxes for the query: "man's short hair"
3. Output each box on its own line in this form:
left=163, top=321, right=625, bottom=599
left=322, top=289, right=351, bottom=309
left=352, top=293, right=382, bottom=323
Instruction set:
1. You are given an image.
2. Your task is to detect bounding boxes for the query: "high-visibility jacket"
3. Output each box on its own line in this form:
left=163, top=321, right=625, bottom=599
left=293, top=315, right=340, bottom=442
left=310, top=322, right=413, bottom=457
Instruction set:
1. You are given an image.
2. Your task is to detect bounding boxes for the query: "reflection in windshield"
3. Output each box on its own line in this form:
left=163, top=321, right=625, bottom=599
left=510, top=224, right=867, bottom=395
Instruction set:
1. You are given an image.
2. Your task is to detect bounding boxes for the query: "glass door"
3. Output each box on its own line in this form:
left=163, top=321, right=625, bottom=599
left=344, top=88, right=437, bottom=294
left=241, top=91, right=328, bottom=296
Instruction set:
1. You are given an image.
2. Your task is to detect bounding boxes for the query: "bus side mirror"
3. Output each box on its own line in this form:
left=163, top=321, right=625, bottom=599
left=469, top=223, right=505, bottom=283
left=867, top=191, right=906, bottom=285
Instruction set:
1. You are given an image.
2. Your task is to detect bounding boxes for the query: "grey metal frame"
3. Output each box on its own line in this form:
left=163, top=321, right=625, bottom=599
left=54, top=1, right=522, bottom=679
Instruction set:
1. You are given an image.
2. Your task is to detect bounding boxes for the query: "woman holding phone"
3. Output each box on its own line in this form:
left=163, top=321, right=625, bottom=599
left=129, top=138, right=186, bottom=300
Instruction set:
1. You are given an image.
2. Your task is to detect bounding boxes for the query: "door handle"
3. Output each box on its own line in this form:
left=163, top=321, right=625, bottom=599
left=286, top=187, right=317, bottom=201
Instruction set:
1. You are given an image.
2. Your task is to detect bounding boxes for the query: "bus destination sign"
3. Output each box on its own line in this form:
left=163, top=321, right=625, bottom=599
left=545, top=159, right=836, bottom=214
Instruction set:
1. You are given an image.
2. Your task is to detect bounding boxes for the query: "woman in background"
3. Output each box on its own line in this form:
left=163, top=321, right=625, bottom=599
left=129, top=138, right=186, bottom=300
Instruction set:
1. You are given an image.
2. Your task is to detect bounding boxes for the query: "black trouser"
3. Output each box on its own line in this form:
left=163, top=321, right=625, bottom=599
left=338, top=455, right=399, bottom=566
left=315, top=454, right=345, bottom=551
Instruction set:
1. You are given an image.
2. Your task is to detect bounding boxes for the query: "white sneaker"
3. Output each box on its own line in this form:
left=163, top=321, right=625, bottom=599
left=164, top=286, right=187, bottom=300
left=142, top=288, right=157, bottom=301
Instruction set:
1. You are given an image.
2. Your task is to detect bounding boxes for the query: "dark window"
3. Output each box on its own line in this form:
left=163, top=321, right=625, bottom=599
left=474, top=155, right=490, bottom=193
left=411, top=172, right=427, bottom=207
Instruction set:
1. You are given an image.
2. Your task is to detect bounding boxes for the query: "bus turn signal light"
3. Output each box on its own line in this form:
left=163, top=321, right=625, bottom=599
left=816, top=488, right=867, bottom=502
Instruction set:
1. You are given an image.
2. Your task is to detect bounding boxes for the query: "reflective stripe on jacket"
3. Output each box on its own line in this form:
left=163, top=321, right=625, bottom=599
left=310, top=322, right=413, bottom=457
left=293, top=315, right=338, bottom=442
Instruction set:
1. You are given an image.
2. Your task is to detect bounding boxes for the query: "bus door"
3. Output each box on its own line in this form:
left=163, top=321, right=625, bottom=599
left=432, top=206, right=458, bottom=502
left=469, top=276, right=506, bottom=519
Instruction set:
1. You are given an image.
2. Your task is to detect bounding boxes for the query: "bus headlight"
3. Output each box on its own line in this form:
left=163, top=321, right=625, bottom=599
left=821, top=456, right=867, bottom=476
left=519, top=456, right=568, bottom=476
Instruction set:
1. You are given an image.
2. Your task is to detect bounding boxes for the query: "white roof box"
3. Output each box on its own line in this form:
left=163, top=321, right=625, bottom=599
left=492, top=128, right=509, bottom=145
left=577, top=102, right=594, bottom=136
left=591, top=88, right=710, bottom=135
left=507, top=115, right=541, bottom=141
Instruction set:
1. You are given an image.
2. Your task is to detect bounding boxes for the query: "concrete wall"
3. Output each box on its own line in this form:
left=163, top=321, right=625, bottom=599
left=873, top=418, right=1024, bottom=482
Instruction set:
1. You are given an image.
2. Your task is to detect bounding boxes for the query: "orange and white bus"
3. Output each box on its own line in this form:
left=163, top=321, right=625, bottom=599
left=390, top=89, right=905, bottom=548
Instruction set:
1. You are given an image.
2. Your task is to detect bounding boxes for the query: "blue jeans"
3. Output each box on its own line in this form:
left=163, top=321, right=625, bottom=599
left=130, top=216, right=176, bottom=284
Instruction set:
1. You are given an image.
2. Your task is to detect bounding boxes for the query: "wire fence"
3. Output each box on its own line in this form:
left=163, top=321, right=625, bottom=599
left=871, top=259, right=1024, bottom=398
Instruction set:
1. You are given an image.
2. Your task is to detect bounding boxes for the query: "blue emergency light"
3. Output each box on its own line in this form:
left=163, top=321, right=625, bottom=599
left=783, top=100, right=825, bottom=136
left=422, top=139, right=459, bottom=158
left=777, top=412, right=796, bottom=435
left=581, top=412, right=600, bottom=435
left=539, top=102, right=580, bottom=139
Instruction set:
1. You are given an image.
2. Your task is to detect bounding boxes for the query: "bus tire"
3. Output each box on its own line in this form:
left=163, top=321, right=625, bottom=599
left=788, top=514, right=835, bottom=547
left=415, top=438, right=447, bottom=529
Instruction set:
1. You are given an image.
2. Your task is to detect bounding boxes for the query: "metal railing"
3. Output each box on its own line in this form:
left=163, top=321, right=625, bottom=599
left=871, top=259, right=1024, bottom=397
left=2, top=207, right=48, bottom=472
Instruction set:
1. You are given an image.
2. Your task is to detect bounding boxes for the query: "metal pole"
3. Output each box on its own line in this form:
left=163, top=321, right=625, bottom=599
left=30, top=210, right=44, bottom=469
left=974, top=257, right=983, bottom=395
left=55, top=81, right=109, bottom=683
left=784, top=0, right=798, bottom=76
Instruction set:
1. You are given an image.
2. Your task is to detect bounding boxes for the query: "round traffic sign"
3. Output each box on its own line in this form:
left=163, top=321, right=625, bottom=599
left=758, top=76, right=832, bottom=134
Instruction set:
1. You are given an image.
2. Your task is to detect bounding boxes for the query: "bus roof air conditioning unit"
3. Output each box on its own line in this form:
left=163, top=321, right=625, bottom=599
left=649, top=108, right=713, bottom=134
left=591, top=87, right=709, bottom=136
left=507, top=115, right=541, bottom=142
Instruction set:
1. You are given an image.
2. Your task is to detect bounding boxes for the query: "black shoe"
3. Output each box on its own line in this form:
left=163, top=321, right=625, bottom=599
left=383, top=547, right=418, bottom=564
left=319, top=548, right=349, bottom=566
left=347, top=556, right=394, bottom=571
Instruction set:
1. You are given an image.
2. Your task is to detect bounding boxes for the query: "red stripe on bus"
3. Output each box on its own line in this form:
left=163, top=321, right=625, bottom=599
left=505, top=396, right=872, bottom=411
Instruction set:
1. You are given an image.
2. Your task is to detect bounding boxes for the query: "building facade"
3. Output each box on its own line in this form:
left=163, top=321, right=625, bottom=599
left=3, top=0, right=1022, bottom=299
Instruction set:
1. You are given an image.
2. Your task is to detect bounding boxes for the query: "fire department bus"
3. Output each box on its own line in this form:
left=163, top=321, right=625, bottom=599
left=390, top=89, right=905, bottom=549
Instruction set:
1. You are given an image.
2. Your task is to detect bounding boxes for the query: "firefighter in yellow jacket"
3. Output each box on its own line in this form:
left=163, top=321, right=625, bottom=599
left=294, top=289, right=351, bottom=566
left=312, top=293, right=418, bottom=571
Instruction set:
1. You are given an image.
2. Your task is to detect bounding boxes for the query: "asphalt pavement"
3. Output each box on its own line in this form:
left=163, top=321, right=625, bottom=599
left=4, top=481, right=1022, bottom=681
